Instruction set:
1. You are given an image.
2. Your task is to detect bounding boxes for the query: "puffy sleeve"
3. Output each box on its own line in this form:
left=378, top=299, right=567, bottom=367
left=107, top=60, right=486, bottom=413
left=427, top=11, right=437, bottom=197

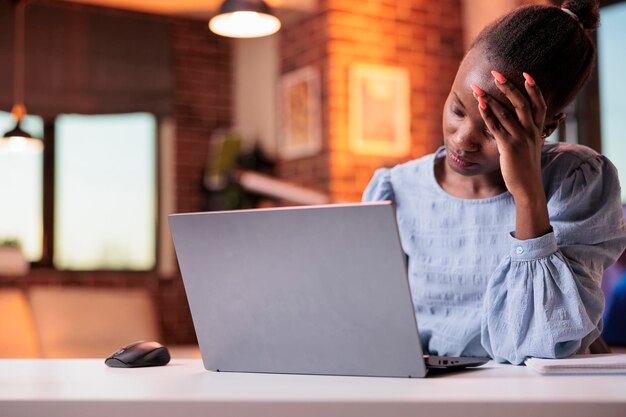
left=481, top=153, right=626, bottom=364
left=362, top=168, right=395, bottom=202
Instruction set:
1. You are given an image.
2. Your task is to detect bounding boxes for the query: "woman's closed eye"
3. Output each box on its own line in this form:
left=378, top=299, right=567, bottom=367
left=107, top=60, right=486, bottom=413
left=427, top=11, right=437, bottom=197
left=451, top=105, right=465, bottom=118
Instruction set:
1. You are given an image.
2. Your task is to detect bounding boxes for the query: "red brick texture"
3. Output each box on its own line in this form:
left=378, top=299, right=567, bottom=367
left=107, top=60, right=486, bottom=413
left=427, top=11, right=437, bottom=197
left=277, top=8, right=331, bottom=194
left=163, top=18, right=232, bottom=344
left=278, top=0, right=464, bottom=202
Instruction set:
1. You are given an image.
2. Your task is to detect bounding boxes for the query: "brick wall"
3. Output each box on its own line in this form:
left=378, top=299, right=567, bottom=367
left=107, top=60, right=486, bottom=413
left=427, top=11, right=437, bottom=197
left=174, top=20, right=233, bottom=214
left=277, top=8, right=330, bottom=193
left=160, top=19, right=232, bottom=345
left=277, top=0, right=464, bottom=203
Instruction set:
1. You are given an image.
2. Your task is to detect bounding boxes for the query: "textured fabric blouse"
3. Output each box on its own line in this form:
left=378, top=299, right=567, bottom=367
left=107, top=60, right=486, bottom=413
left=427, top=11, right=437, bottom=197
left=362, top=142, right=626, bottom=364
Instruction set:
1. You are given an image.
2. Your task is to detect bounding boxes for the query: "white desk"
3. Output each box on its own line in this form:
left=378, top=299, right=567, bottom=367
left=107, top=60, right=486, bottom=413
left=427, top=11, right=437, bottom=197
left=1, top=359, right=625, bottom=417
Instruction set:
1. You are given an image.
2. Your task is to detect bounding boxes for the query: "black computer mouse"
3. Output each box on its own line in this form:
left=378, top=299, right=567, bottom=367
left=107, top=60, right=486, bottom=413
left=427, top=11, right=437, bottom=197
left=105, top=341, right=171, bottom=368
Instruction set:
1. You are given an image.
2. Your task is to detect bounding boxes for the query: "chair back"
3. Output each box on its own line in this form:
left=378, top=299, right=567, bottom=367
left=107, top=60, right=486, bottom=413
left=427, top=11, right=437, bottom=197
left=29, top=286, right=159, bottom=358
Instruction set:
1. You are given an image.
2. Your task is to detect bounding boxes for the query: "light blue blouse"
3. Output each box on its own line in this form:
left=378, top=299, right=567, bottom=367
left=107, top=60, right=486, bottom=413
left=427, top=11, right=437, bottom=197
left=362, top=142, right=626, bottom=364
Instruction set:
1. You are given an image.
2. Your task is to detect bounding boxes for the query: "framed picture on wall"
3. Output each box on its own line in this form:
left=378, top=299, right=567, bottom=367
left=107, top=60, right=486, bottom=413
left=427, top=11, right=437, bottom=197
left=349, top=64, right=410, bottom=156
left=278, top=66, right=322, bottom=160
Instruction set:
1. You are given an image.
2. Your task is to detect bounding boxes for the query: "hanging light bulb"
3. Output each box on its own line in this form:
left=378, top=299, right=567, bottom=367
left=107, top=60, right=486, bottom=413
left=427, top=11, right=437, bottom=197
left=209, top=0, right=281, bottom=38
left=1, top=0, right=42, bottom=151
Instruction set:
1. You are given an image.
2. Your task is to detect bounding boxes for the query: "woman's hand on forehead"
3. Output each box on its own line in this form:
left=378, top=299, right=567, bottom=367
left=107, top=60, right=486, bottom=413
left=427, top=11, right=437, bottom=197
left=470, top=70, right=552, bottom=240
left=469, top=70, right=547, bottom=202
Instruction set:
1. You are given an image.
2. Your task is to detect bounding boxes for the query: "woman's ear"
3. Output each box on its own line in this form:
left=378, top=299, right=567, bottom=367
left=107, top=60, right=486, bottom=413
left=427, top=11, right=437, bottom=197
left=542, top=112, right=566, bottom=138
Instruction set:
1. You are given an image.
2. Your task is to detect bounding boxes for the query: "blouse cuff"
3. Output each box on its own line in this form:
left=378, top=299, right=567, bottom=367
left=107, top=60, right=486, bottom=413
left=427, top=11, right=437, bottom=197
left=508, top=229, right=558, bottom=261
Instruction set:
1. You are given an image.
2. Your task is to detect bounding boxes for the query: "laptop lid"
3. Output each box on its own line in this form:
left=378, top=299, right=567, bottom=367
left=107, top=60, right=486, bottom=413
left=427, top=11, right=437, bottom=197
left=169, top=201, right=428, bottom=378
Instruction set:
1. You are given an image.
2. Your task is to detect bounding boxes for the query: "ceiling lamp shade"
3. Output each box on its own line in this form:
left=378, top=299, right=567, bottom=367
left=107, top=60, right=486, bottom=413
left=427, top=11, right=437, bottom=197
left=209, top=0, right=281, bottom=38
left=1, top=0, right=41, bottom=151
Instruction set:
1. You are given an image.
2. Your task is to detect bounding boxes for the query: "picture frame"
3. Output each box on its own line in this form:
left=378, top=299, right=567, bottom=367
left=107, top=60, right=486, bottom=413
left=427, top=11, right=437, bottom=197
left=349, top=64, right=410, bottom=156
left=278, top=66, right=322, bottom=160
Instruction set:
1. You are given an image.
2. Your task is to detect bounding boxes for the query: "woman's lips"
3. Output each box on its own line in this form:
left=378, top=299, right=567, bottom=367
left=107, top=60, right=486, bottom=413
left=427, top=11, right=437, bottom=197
left=448, top=150, right=476, bottom=169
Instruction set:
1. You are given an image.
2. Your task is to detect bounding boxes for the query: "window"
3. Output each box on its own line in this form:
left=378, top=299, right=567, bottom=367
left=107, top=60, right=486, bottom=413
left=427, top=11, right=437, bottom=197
left=546, top=128, right=559, bottom=143
left=0, top=112, right=44, bottom=262
left=0, top=111, right=157, bottom=271
left=54, top=113, right=157, bottom=270
left=598, top=2, right=626, bottom=202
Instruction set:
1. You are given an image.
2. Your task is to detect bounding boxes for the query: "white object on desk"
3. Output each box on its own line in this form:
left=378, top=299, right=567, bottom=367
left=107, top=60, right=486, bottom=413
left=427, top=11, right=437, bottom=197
left=525, top=353, right=626, bottom=374
left=1, top=359, right=626, bottom=417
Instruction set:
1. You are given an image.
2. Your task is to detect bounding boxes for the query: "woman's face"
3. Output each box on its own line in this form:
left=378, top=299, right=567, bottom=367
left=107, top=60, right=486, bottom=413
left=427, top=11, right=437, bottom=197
left=441, top=46, right=518, bottom=179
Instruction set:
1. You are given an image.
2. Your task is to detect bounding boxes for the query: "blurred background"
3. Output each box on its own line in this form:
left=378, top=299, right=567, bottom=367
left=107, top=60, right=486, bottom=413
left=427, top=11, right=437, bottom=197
left=0, top=0, right=624, bottom=358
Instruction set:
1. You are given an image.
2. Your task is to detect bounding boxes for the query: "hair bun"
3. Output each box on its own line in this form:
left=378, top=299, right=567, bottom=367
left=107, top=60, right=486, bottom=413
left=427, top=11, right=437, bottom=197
left=561, top=0, right=600, bottom=31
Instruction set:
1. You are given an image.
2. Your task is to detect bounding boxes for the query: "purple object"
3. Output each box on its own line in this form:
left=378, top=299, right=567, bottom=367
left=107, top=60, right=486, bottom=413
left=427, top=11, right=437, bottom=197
left=601, top=205, right=626, bottom=299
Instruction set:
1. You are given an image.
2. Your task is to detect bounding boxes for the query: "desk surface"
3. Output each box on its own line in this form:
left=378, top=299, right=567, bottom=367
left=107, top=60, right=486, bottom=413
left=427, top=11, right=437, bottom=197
left=1, top=359, right=625, bottom=417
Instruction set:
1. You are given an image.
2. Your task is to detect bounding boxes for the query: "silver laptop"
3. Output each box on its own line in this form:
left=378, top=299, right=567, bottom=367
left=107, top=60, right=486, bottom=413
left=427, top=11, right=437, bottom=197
left=169, top=201, right=488, bottom=378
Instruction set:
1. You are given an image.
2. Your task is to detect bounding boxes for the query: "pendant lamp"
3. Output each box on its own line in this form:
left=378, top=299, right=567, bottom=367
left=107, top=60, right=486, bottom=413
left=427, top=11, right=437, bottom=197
left=1, top=0, right=41, bottom=151
left=209, top=0, right=281, bottom=38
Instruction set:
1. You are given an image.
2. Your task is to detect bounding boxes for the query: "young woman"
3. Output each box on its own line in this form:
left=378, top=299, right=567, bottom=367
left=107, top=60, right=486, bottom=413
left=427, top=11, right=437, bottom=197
left=363, top=0, right=626, bottom=364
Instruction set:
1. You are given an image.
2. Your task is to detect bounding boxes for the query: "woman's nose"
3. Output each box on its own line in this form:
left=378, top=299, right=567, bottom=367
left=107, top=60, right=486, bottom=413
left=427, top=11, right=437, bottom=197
left=452, top=125, right=479, bottom=152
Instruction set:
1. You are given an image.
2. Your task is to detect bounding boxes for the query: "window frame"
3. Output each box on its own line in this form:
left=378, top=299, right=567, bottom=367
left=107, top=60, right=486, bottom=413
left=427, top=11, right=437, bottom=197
left=571, top=0, right=626, bottom=152
left=29, top=114, right=160, bottom=272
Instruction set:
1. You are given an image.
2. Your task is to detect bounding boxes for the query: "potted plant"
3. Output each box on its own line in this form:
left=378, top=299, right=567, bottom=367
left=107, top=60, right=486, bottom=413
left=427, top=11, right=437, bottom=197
left=0, top=239, right=29, bottom=276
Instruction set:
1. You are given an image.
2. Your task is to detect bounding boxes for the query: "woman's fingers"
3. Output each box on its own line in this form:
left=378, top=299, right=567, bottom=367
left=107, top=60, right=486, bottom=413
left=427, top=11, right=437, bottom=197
left=474, top=93, right=511, bottom=152
left=490, top=70, right=535, bottom=132
left=472, top=70, right=548, bottom=143
left=471, top=84, right=526, bottom=142
left=522, top=72, right=548, bottom=128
